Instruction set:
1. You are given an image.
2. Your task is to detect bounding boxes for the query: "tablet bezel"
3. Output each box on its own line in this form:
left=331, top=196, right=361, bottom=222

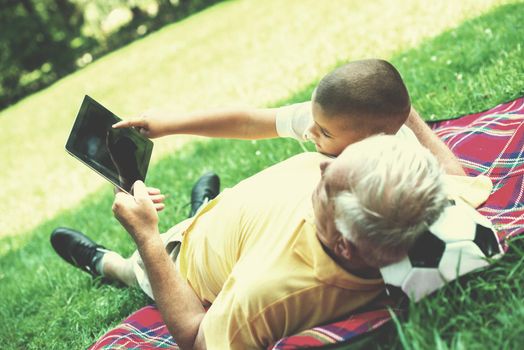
left=65, top=95, right=153, bottom=193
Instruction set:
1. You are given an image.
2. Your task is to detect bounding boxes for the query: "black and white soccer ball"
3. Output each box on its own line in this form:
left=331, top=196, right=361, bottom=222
left=379, top=199, right=504, bottom=302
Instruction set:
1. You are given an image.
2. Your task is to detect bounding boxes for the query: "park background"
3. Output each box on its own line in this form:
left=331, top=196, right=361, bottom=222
left=0, top=0, right=523, bottom=348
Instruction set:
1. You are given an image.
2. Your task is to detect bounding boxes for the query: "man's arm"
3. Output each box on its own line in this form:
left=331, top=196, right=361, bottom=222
left=113, top=107, right=278, bottom=140
left=112, top=181, right=207, bottom=350
left=405, top=107, right=466, bottom=176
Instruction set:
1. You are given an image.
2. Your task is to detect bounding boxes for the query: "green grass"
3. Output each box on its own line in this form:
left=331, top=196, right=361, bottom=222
left=393, top=8, right=524, bottom=121
left=1, top=0, right=523, bottom=349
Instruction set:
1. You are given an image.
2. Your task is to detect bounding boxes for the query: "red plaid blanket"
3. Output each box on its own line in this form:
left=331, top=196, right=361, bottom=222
left=89, top=97, right=524, bottom=350
left=432, top=97, right=524, bottom=243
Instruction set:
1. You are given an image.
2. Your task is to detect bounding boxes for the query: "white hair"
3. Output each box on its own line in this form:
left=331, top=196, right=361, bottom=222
left=333, top=135, right=448, bottom=267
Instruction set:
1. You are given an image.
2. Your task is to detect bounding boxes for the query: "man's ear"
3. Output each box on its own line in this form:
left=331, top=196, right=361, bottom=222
left=333, top=235, right=352, bottom=261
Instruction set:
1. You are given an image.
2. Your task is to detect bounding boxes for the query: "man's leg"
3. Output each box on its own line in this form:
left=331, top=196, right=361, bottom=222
left=50, top=227, right=136, bottom=286
left=188, top=171, right=220, bottom=217
left=100, top=252, right=137, bottom=286
left=51, top=172, right=220, bottom=286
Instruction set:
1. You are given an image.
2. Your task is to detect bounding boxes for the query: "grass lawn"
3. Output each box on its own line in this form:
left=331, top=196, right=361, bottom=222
left=1, top=0, right=523, bottom=349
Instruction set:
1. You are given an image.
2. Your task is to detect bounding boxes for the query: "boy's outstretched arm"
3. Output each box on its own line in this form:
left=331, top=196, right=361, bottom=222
left=113, top=108, right=278, bottom=140
left=405, top=107, right=466, bottom=176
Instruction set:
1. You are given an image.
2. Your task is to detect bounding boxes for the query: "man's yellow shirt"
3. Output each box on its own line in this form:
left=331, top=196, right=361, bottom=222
left=178, top=152, right=384, bottom=349
left=167, top=152, right=491, bottom=349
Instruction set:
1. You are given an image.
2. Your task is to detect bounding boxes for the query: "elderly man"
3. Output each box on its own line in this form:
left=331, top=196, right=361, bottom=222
left=51, top=135, right=447, bottom=349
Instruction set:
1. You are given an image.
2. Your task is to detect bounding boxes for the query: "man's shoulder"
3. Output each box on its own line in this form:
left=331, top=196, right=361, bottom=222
left=282, top=151, right=329, bottom=166
left=234, top=151, right=327, bottom=190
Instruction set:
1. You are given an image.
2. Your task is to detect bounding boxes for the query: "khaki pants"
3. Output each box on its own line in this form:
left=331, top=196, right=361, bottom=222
left=129, top=217, right=193, bottom=299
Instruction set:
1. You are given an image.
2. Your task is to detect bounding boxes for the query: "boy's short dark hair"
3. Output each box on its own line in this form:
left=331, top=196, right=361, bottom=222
left=314, top=59, right=411, bottom=123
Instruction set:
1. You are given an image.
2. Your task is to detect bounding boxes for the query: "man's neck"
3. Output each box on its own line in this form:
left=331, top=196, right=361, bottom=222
left=343, top=262, right=382, bottom=279
left=320, top=242, right=381, bottom=279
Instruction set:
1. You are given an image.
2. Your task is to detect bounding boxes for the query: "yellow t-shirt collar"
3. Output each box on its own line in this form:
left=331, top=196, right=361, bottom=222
left=294, top=212, right=383, bottom=291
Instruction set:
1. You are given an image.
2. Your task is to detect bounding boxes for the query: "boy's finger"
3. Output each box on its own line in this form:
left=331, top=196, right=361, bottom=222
left=154, top=203, right=165, bottom=212
left=112, top=118, right=145, bottom=129
left=112, top=120, right=131, bottom=129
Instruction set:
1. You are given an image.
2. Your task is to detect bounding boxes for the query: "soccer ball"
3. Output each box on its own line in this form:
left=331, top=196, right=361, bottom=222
left=379, top=199, right=504, bottom=302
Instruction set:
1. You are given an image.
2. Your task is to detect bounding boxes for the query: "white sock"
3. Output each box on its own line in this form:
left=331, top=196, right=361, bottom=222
left=99, top=251, right=137, bottom=286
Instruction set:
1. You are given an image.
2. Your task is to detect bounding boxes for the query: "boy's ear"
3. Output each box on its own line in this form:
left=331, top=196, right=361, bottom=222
left=333, top=235, right=352, bottom=261
left=311, top=87, right=318, bottom=101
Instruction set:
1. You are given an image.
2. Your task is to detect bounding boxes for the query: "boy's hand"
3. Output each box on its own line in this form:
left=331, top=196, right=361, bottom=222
left=112, top=110, right=169, bottom=138
left=113, top=181, right=159, bottom=244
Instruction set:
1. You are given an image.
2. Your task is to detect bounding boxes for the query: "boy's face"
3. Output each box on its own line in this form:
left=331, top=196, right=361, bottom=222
left=307, top=102, right=365, bottom=157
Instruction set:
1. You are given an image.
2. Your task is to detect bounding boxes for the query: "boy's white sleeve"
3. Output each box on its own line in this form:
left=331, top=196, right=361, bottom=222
left=275, top=101, right=313, bottom=141
left=395, top=124, right=420, bottom=144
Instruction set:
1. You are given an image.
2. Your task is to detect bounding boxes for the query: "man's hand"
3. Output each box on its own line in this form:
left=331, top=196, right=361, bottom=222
left=113, top=186, right=166, bottom=212
left=113, top=110, right=170, bottom=138
left=147, top=187, right=166, bottom=212
left=112, top=181, right=160, bottom=244
left=115, top=182, right=207, bottom=350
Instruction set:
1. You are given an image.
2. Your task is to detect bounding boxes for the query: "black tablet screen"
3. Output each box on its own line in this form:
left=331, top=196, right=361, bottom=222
left=66, top=95, right=153, bottom=192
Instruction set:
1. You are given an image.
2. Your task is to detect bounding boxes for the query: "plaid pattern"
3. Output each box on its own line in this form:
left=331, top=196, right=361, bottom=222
left=89, top=97, right=524, bottom=349
left=431, top=97, right=524, bottom=243
left=269, top=307, right=394, bottom=349
left=88, top=306, right=179, bottom=350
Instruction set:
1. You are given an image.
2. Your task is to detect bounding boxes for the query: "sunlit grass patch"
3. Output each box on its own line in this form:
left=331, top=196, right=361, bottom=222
left=392, top=2, right=524, bottom=121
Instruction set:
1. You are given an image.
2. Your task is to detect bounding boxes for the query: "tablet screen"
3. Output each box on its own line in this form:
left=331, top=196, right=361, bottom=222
left=66, top=95, right=153, bottom=192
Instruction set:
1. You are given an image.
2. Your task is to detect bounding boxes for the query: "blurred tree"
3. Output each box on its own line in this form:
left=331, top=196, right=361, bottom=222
left=54, top=0, right=85, bottom=35
left=0, top=0, right=85, bottom=106
left=0, top=0, right=223, bottom=110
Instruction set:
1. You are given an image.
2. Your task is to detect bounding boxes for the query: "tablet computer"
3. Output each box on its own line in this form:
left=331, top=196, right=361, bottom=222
left=66, top=95, right=153, bottom=193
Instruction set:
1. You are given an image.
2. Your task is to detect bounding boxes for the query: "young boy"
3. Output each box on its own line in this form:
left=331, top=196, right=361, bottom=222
left=113, top=59, right=465, bottom=175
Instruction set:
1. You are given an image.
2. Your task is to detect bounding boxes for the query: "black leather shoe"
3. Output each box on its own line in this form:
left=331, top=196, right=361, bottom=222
left=189, top=172, right=220, bottom=217
left=50, top=227, right=109, bottom=277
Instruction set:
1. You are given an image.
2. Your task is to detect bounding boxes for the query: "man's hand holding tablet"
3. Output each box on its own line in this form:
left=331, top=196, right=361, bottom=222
left=66, top=96, right=160, bottom=204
